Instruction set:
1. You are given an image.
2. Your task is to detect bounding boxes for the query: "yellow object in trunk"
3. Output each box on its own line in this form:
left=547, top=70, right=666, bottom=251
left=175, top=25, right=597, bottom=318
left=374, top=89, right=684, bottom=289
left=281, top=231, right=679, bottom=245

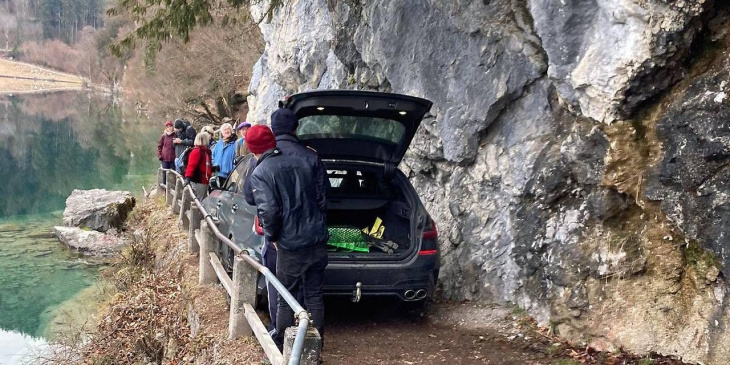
left=363, top=217, right=385, bottom=239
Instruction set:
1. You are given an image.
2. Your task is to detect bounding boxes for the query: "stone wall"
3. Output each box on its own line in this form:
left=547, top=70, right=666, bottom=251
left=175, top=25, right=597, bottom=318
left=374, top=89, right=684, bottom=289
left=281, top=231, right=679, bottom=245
left=246, top=0, right=730, bottom=362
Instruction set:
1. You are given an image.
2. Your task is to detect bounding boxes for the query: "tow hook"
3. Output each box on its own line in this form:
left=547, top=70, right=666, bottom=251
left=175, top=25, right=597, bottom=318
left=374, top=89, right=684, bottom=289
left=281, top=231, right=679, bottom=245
left=352, top=282, right=362, bottom=303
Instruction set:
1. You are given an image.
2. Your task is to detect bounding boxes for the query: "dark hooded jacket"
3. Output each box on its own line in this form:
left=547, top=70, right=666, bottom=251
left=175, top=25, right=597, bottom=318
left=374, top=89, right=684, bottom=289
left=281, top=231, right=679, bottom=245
left=270, top=108, right=329, bottom=205
left=247, top=148, right=328, bottom=251
left=174, top=120, right=197, bottom=157
left=275, top=134, right=329, bottom=207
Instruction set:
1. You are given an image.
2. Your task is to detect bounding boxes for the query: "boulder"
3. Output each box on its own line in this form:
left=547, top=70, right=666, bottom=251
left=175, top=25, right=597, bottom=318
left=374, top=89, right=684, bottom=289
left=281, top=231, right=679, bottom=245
left=62, top=189, right=135, bottom=232
left=53, top=226, right=125, bottom=256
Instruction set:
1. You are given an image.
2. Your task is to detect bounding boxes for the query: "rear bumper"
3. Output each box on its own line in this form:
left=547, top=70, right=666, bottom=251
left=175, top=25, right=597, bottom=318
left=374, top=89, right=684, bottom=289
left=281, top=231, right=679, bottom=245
left=323, top=252, right=439, bottom=301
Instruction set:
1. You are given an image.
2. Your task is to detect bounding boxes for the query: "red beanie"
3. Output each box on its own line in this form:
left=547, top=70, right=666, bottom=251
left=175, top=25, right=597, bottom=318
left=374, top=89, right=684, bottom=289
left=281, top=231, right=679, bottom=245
left=165, top=120, right=173, bottom=127
left=245, top=125, right=276, bottom=154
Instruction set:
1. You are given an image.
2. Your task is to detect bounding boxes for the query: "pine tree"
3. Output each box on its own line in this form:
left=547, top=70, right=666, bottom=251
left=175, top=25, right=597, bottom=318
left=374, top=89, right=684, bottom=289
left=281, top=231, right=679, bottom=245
left=107, top=0, right=282, bottom=63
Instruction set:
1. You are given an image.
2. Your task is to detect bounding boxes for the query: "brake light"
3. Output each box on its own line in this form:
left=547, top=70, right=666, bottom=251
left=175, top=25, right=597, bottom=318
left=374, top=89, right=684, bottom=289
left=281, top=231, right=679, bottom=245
left=422, top=221, right=438, bottom=240
left=254, top=215, right=264, bottom=235
left=418, top=249, right=438, bottom=256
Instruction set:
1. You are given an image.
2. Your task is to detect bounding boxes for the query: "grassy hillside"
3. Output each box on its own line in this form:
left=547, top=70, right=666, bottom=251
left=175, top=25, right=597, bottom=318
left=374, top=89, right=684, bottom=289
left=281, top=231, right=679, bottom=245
left=0, top=58, right=85, bottom=94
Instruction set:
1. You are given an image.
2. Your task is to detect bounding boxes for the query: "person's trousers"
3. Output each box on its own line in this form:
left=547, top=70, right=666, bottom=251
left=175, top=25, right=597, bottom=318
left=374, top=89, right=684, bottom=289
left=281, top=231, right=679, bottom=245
left=263, top=242, right=306, bottom=335
left=262, top=242, right=279, bottom=333
left=190, top=182, right=207, bottom=201
left=274, top=245, right=328, bottom=350
left=160, top=161, right=174, bottom=184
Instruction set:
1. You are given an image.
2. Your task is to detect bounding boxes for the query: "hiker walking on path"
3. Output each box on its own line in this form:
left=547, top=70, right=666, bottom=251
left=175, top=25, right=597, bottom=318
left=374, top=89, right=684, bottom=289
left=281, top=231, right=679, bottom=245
left=184, top=132, right=213, bottom=200
left=235, top=121, right=252, bottom=158
left=173, top=119, right=197, bottom=158
left=211, top=122, right=236, bottom=180
left=244, top=124, right=328, bottom=354
left=157, top=120, right=176, bottom=184
left=201, top=125, right=216, bottom=148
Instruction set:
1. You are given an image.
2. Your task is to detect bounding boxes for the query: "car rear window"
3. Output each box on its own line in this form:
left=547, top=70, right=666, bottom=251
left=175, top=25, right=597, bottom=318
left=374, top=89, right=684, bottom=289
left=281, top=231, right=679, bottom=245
left=297, top=115, right=406, bottom=145
left=327, top=169, right=395, bottom=198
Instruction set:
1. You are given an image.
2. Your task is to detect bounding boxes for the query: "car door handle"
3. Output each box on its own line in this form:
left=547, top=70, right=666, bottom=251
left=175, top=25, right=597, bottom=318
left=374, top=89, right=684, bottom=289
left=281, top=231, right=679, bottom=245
left=231, top=204, right=238, bottom=213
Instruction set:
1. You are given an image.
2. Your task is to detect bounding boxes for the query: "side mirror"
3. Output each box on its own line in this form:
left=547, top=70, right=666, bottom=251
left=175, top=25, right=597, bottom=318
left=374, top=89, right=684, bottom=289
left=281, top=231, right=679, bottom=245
left=209, top=176, right=223, bottom=191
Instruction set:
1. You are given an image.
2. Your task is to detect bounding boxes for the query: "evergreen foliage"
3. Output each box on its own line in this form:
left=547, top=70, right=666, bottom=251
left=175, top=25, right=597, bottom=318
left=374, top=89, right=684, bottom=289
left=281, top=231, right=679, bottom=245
left=39, top=0, right=103, bottom=43
left=106, top=0, right=281, bottom=63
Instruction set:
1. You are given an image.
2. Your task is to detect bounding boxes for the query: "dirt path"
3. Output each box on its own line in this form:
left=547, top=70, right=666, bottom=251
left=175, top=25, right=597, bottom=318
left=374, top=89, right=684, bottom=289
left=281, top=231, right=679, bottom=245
left=0, top=58, right=86, bottom=94
left=323, top=298, right=558, bottom=364
left=320, top=297, right=689, bottom=365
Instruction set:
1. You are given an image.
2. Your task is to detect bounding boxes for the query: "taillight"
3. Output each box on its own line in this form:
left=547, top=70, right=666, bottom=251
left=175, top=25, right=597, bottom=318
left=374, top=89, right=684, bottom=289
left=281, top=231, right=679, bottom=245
left=422, top=220, right=438, bottom=239
left=254, top=215, right=264, bottom=235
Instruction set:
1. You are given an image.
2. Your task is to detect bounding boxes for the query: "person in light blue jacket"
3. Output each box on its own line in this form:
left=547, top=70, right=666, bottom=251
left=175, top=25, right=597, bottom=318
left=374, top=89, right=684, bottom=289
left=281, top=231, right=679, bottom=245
left=211, top=122, right=236, bottom=180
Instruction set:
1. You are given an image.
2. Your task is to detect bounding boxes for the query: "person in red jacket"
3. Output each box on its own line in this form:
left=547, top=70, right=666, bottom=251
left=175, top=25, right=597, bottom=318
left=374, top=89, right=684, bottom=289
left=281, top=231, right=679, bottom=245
left=185, top=132, right=213, bottom=200
left=157, top=120, right=176, bottom=184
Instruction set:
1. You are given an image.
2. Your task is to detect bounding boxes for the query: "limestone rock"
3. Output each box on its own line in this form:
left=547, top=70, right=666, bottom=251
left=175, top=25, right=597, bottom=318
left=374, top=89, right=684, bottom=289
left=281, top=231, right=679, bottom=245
left=645, top=61, right=730, bottom=269
left=62, top=189, right=135, bottom=232
left=246, top=0, right=730, bottom=362
left=530, top=0, right=707, bottom=122
left=53, top=226, right=125, bottom=256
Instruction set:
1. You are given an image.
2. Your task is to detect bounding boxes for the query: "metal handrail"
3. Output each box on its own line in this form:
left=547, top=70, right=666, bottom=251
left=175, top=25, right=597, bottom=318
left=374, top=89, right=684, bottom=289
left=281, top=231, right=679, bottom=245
left=161, top=168, right=310, bottom=365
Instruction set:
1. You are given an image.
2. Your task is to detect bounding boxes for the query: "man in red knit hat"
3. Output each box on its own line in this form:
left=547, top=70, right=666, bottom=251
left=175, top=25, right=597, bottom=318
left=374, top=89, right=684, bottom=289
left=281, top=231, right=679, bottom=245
left=245, top=125, right=328, bottom=354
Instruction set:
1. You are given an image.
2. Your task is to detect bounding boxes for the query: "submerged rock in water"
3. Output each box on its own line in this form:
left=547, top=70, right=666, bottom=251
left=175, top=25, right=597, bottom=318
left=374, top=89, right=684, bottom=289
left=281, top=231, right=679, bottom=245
left=62, top=189, right=135, bottom=232
left=53, top=226, right=124, bottom=256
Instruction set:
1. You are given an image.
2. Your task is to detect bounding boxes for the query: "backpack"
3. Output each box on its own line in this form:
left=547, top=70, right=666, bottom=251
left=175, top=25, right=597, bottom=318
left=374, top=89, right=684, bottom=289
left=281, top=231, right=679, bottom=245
left=175, top=147, right=193, bottom=174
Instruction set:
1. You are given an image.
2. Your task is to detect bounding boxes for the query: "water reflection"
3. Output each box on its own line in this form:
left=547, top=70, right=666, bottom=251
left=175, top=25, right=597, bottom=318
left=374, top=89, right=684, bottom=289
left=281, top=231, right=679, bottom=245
left=0, top=92, right=159, bottom=360
left=0, top=330, right=46, bottom=365
left=0, top=92, right=159, bottom=217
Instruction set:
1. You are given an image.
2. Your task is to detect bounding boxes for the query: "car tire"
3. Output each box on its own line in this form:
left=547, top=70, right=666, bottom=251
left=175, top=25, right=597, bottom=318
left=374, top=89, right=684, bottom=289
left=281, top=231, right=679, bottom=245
left=255, top=285, right=268, bottom=310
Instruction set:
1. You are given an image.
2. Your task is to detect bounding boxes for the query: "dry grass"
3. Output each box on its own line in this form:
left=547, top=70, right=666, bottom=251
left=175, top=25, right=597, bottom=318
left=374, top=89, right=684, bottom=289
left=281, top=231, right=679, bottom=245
left=0, top=58, right=85, bottom=94
left=36, top=196, right=263, bottom=364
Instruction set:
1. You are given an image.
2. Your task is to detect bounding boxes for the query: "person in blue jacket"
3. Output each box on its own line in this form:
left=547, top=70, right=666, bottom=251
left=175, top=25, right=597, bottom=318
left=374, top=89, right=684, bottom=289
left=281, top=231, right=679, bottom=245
left=211, top=122, right=236, bottom=180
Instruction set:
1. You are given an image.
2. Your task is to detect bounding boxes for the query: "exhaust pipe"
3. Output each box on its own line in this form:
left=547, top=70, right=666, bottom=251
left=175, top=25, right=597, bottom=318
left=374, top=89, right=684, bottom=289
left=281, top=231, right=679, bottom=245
left=404, top=290, right=416, bottom=300
left=415, top=289, right=427, bottom=300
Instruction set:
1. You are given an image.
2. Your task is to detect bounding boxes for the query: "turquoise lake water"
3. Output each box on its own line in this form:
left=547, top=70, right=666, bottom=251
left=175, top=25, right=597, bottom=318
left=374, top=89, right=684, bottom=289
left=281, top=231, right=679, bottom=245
left=0, top=92, right=159, bottom=363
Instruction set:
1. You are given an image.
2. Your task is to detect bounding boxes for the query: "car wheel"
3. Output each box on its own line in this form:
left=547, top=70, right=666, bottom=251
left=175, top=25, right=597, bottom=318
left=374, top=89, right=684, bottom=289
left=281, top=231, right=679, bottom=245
left=255, top=285, right=268, bottom=310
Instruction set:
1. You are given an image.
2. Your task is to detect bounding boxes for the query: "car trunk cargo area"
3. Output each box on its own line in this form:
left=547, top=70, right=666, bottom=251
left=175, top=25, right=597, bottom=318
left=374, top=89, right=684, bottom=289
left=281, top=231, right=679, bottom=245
left=325, top=165, right=415, bottom=259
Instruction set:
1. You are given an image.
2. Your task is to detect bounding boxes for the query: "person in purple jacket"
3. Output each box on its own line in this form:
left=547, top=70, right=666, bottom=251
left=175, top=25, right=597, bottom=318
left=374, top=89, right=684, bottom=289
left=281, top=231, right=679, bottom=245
left=157, top=120, right=176, bottom=184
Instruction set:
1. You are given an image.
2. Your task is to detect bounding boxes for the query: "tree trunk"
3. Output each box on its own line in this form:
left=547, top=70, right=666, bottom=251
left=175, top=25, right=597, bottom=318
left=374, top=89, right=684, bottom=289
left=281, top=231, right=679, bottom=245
left=215, top=96, right=229, bottom=120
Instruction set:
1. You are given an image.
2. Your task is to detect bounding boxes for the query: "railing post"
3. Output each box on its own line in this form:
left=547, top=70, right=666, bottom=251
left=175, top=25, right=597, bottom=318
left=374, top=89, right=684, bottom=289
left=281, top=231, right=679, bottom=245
left=283, top=326, right=321, bottom=365
left=179, top=187, right=191, bottom=229
left=166, top=171, right=175, bottom=205
left=199, top=221, right=218, bottom=285
left=188, top=205, right=201, bottom=254
left=171, top=178, right=182, bottom=214
left=229, top=255, right=256, bottom=339
left=156, top=169, right=165, bottom=196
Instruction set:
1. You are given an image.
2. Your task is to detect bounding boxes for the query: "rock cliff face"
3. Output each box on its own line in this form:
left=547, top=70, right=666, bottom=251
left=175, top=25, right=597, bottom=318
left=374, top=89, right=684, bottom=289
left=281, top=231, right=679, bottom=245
left=247, top=0, right=730, bottom=362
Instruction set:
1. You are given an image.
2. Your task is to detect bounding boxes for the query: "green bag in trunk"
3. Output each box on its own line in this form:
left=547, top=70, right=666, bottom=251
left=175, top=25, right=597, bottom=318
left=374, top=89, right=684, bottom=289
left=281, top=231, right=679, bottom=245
left=327, top=226, right=370, bottom=253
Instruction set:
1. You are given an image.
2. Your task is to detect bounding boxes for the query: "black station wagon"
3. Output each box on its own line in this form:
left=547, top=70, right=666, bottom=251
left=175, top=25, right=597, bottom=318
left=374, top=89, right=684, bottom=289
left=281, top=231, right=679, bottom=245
left=203, top=90, right=439, bottom=309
